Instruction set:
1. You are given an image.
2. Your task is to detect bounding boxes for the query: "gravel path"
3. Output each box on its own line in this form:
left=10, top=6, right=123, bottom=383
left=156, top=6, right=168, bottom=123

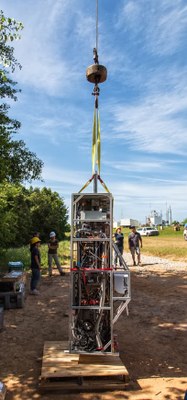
left=124, top=251, right=187, bottom=269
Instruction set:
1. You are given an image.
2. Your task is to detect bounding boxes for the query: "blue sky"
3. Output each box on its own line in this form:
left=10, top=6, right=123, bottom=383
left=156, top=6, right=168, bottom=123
left=1, top=0, right=187, bottom=223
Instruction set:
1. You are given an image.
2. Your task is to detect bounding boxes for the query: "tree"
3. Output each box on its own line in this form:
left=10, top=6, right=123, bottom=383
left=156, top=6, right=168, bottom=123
left=0, top=182, right=32, bottom=247
left=0, top=183, right=69, bottom=248
left=0, top=10, right=43, bottom=183
left=29, top=187, right=69, bottom=242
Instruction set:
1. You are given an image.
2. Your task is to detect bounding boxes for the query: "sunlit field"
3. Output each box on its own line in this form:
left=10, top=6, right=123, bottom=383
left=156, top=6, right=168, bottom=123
left=0, top=237, right=70, bottom=273
left=0, top=227, right=186, bottom=272
left=123, top=226, right=187, bottom=261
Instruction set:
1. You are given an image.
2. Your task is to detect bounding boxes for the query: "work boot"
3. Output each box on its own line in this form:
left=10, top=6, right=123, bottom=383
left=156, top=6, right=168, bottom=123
left=30, top=289, right=40, bottom=295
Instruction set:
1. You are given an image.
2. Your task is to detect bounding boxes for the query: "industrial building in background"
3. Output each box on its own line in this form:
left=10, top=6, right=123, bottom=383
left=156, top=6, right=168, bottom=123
left=146, top=210, right=162, bottom=226
left=146, top=206, right=173, bottom=227
left=120, top=218, right=139, bottom=227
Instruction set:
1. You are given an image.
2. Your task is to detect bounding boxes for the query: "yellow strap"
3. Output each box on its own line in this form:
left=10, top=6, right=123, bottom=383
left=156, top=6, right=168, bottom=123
left=78, top=175, right=94, bottom=193
left=92, top=108, right=101, bottom=174
left=102, top=181, right=110, bottom=193
left=92, top=108, right=97, bottom=174
left=99, top=176, right=110, bottom=193
left=97, top=110, right=101, bottom=174
left=79, top=174, right=110, bottom=194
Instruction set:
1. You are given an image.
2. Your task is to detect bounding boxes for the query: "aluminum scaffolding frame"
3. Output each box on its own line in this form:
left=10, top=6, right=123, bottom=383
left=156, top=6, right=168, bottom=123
left=69, top=192, right=131, bottom=355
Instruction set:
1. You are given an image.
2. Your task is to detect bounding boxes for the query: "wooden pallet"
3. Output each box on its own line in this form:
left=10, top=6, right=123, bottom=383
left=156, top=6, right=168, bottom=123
left=39, top=341, right=129, bottom=392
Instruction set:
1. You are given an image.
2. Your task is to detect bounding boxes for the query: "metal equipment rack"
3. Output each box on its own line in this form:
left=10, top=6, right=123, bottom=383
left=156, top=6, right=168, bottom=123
left=69, top=192, right=131, bottom=355
left=40, top=190, right=131, bottom=391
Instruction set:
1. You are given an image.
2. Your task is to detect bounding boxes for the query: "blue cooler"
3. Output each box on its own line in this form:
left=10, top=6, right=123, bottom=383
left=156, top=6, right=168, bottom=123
left=8, top=261, right=24, bottom=272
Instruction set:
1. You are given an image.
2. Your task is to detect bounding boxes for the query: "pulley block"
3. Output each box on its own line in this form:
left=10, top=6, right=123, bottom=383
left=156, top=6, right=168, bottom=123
left=86, top=64, right=107, bottom=84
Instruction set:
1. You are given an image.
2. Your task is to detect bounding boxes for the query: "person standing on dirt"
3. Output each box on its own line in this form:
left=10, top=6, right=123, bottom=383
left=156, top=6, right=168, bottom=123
left=30, top=236, right=41, bottom=295
left=183, top=224, right=187, bottom=240
left=114, top=227, right=124, bottom=268
left=128, top=225, right=142, bottom=266
left=48, top=231, right=65, bottom=277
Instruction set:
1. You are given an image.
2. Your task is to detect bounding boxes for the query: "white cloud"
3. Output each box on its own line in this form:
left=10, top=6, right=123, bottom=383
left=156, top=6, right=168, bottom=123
left=75, top=12, right=95, bottom=47
left=2, top=0, right=187, bottom=223
left=111, top=88, right=187, bottom=154
left=110, top=178, right=186, bottom=222
left=4, top=0, right=84, bottom=95
left=16, top=100, right=92, bottom=146
left=116, top=0, right=187, bottom=56
left=27, top=161, right=187, bottom=223
left=117, top=1, right=141, bottom=29
left=42, top=166, right=88, bottom=186
left=105, top=160, right=164, bottom=173
left=147, top=2, right=187, bottom=56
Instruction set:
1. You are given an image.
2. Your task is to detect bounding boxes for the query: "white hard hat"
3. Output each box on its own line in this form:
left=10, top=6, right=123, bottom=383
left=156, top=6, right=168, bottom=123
left=49, top=231, right=56, bottom=238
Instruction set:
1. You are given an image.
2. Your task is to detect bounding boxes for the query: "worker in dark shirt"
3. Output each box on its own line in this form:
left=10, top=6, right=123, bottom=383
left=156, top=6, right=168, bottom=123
left=128, top=225, right=142, bottom=266
left=30, top=236, right=41, bottom=295
left=114, top=227, right=124, bottom=268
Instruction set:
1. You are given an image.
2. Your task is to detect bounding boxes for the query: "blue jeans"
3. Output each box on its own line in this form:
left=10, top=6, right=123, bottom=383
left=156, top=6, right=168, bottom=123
left=30, top=268, right=40, bottom=291
left=48, top=253, right=62, bottom=275
left=114, top=246, right=123, bottom=266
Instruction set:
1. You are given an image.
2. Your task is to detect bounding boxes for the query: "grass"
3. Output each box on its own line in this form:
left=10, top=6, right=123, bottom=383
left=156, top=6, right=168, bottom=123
left=132, top=236, right=187, bottom=260
left=0, top=227, right=186, bottom=272
left=122, top=226, right=187, bottom=261
left=0, top=236, right=70, bottom=274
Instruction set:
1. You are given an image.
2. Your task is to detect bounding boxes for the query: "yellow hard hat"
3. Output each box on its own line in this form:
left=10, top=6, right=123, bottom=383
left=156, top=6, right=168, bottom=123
left=30, top=236, right=41, bottom=245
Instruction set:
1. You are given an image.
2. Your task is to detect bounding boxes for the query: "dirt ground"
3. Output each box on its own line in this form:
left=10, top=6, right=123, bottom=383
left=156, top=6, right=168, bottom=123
left=0, top=253, right=186, bottom=400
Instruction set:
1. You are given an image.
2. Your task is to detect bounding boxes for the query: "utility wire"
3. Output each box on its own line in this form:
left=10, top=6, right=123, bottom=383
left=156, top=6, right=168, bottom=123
left=96, top=0, right=98, bottom=52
